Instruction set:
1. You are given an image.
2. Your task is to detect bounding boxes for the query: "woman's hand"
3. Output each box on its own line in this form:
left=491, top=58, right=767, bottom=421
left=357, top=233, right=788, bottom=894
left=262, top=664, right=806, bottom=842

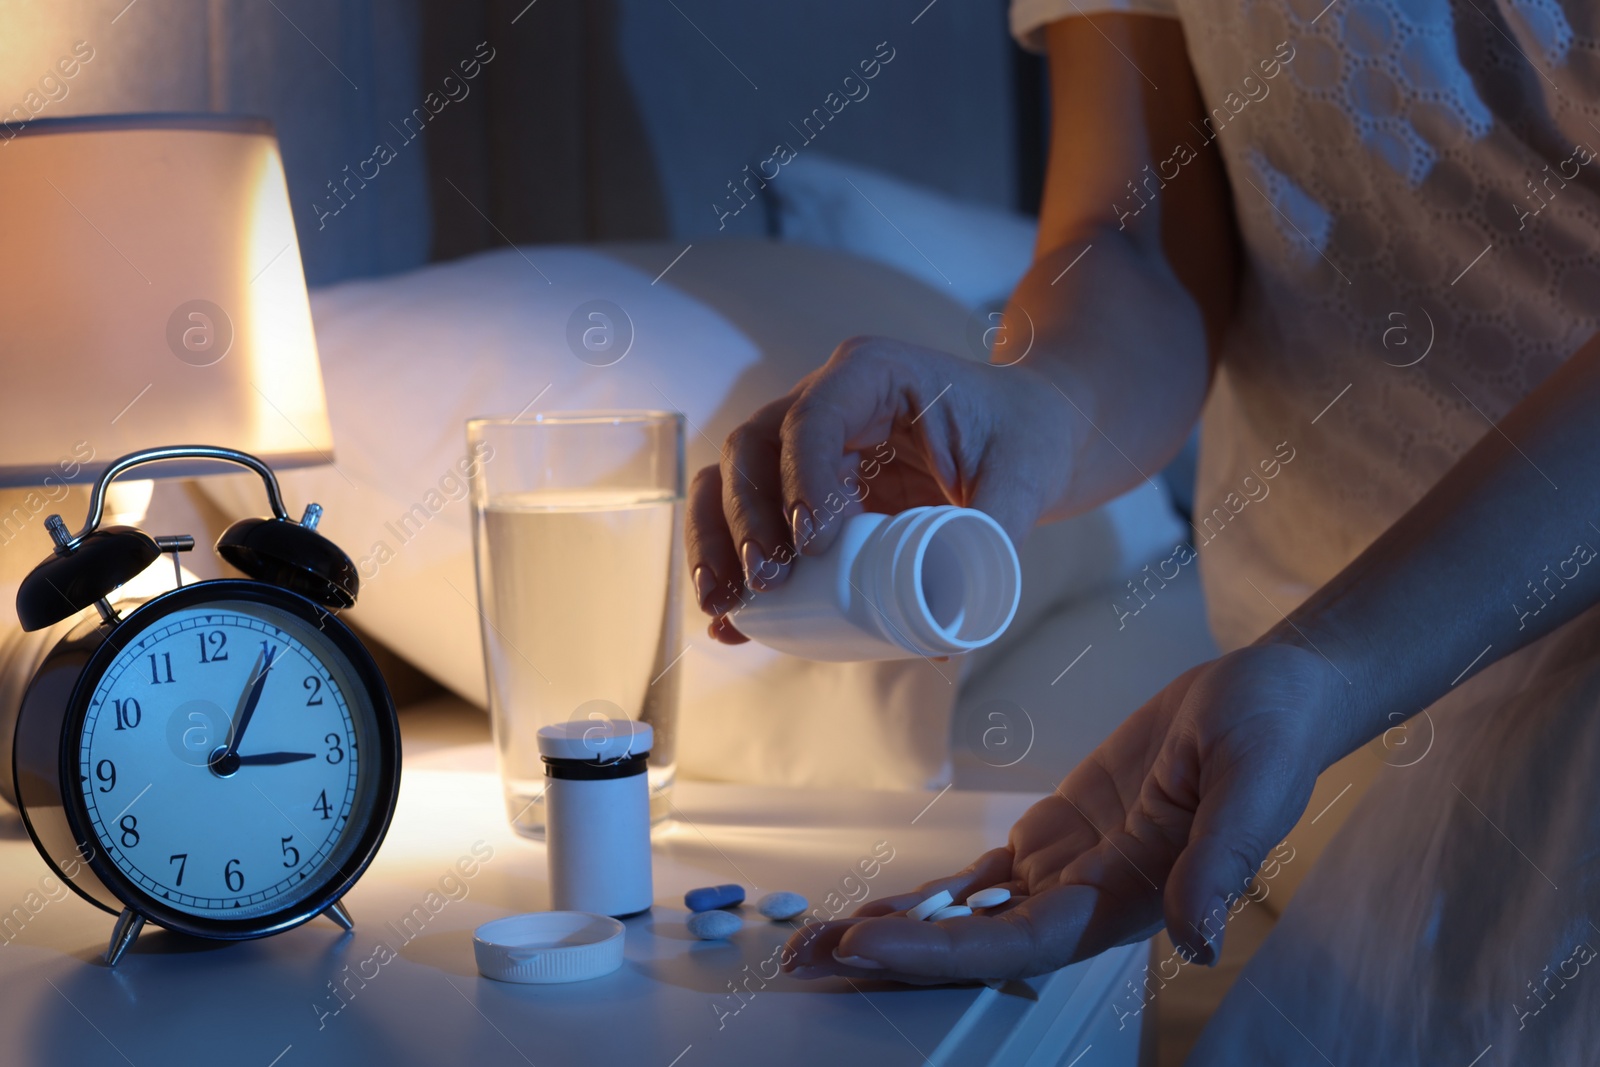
left=686, top=336, right=1073, bottom=643
left=683, top=14, right=1242, bottom=647
left=783, top=642, right=1340, bottom=982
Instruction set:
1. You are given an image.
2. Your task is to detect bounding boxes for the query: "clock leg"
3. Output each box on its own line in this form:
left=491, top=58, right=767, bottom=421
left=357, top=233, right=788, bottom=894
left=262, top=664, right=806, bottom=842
left=104, top=908, right=145, bottom=967
left=323, top=900, right=354, bottom=931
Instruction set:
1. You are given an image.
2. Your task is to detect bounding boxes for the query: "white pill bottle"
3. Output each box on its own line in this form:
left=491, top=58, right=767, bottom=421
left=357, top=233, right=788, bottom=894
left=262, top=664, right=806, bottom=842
left=538, top=720, right=654, bottom=917
left=734, top=506, right=1021, bottom=661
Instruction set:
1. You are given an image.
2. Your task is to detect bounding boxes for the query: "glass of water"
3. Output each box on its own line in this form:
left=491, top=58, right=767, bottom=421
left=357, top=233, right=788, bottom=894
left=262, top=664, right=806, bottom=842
left=467, top=411, right=685, bottom=837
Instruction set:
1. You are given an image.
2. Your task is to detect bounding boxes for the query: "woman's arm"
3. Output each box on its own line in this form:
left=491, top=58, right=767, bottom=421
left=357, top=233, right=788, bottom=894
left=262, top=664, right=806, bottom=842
left=1273, top=332, right=1600, bottom=765
left=1007, top=14, right=1238, bottom=518
left=686, top=14, right=1239, bottom=622
left=784, top=348, right=1600, bottom=980
left=782, top=21, right=1600, bottom=982
left=783, top=273, right=1600, bottom=988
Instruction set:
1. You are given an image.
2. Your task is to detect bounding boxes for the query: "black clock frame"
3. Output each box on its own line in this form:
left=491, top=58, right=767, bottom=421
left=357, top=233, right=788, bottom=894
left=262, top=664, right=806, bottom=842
left=13, top=578, right=401, bottom=942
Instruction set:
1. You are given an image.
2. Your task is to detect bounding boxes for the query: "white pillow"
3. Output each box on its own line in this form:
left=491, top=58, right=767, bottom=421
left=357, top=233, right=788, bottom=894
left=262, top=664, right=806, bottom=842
left=197, top=240, right=1183, bottom=790
left=767, top=153, right=1038, bottom=313
left=200, top=241, right=978, bottom=790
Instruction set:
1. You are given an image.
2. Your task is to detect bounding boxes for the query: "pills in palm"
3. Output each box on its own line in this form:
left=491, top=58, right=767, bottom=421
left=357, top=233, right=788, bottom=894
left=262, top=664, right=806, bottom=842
left=906, top=889, right=954, bottom=922
left=687, top=909, right=743, bottom=940
left=965, top=887, right=1012, bottom=909
left=757, top=891, right=808, bottom=921
left=929, top=904, right=973, bottom=921
left=685, top=884, right=745, bottom=912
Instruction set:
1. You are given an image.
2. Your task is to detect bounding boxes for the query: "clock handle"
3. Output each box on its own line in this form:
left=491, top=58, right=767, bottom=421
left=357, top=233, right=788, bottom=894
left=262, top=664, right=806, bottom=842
left=58, top=445, right=292, bottom=553
left=104, top=908, right=145, bottom=967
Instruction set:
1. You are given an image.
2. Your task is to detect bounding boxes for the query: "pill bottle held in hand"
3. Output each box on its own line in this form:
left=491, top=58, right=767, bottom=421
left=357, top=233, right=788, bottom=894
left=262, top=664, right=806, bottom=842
left=734, top=506, right=1021, bottom=661
left=538, top=720, right=654, bottom=917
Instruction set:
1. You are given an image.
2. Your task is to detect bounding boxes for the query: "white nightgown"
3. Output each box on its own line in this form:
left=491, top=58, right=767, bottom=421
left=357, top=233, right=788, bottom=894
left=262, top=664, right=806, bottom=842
left=1012, top=0, right=1600, bottom=1062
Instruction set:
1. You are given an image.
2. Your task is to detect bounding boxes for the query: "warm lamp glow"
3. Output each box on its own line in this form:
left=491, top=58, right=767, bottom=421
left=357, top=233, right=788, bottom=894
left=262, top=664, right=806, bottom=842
left=242, top=134, right=327, bottom=459
left=0, top=114, right=332, bottom=487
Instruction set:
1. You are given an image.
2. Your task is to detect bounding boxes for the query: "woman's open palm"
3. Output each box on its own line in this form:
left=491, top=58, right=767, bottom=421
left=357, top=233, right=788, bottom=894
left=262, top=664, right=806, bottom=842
left=785, top=643, right=1339, bottom=982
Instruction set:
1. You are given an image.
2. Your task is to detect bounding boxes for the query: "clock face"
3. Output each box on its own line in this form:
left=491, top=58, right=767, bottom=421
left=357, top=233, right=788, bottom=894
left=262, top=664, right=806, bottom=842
left=75, top=597, right=381, bottom=923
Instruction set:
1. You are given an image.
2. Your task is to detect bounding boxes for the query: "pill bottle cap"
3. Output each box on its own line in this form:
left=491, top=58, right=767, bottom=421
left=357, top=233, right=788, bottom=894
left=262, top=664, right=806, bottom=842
left=537, top=718, right=654, bottom=762
left=474, top=912, right=626, bottom=984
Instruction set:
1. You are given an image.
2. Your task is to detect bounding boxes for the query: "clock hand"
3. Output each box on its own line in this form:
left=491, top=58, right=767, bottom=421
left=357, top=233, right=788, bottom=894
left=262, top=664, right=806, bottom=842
left=222, top=644, right=280, bottom=760
left=234, top=751, right=316, bottom=766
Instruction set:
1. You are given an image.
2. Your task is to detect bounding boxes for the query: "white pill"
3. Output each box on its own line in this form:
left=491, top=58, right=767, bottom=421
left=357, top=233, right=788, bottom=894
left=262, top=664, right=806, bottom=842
left=965, top=887, right=1012, bottom=909
left=906, top=890, right=954, bottom=922
left=757, top=891, right=808, bottom=921
left=929, top=905, right=972, bottom=921
left=687, top=909, right=743, bottom=940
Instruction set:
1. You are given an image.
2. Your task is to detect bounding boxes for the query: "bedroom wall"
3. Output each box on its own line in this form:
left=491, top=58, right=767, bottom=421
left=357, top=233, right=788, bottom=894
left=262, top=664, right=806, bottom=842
left=1, top=0, right=1023, bottom=277
left=419, top=0, right=1025, bottom=255
left=0, top=0, right=431, bottom=287
left=608, top=0, right=1022, bottom=238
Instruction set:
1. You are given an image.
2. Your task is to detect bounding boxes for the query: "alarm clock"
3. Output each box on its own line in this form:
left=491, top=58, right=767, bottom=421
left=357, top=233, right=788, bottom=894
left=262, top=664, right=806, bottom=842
left=4, top=445, right=400, bottom=966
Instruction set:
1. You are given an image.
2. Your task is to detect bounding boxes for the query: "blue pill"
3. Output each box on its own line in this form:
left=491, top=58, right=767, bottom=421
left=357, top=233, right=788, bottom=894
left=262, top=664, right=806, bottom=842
left=687, top=909, right=743, bottom=940
left=684, top=884, right=744, bottom=912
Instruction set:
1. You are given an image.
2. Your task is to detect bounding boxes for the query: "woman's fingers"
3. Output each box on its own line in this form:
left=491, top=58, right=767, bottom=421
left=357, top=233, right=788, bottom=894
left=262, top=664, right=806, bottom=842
left=1160, top=742, right=1312, bottom=964
left=849, top=847, right=1017, bottom=918
left=687, top=465, right=752, bottom=643
left=686, top=464, right=742, bottom=615
left=690, top=336, right=995, bottom=611
left=819, top=883, right=1111, bottom=982
left=686, top=393, right=793, bottom=638
left=786, top=849, right=1014, bottom=973
left=784, top=915, right=866, bottom=969
left=779, top=340, right=924, bottom=558
left=788, top=875, right=1164, bottom=983
left=786, top=849, right=1031, bottom=979
left=707, top=614, right=748, bottom=644
left=814, top=838, right=1165, bottom=982
left=1148, top=652, right=1324, bottom=963
left=720, top=396, right=797, bottom=591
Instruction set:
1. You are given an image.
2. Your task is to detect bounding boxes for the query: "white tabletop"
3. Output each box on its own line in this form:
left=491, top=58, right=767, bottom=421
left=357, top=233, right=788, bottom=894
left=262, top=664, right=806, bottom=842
left=0, top=704, right=1142, bottom=1067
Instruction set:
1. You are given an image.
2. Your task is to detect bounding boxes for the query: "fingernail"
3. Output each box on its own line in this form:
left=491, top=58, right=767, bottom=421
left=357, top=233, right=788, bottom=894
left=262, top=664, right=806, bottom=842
left=1189, top=897, right=1224, bottom=967
left=693, top=566, right=716, bottom=609
left=741, top=541, right=767, bottom=588
left=789, top=503, right=813, bottom=546
left=790, top=965, right=830, bottom=979
left=1204, top=928, right=1224, bottom=967
left=832, top=951, right=884, bottom=970
left=709, top=616, right=748, bottom=644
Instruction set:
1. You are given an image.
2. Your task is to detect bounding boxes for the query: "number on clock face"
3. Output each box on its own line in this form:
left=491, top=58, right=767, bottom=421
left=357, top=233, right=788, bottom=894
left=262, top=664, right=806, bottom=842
left=78, top=605, right=363, bottom=920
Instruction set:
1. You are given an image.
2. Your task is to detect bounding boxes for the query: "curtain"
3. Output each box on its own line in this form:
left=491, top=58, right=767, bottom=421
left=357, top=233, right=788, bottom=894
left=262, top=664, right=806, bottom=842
left=418, top=0, right=668, bottom=261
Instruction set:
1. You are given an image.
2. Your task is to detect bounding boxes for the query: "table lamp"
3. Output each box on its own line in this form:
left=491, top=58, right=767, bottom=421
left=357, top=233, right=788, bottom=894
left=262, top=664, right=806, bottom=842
left=0, top=114, right=333, bottom=778
left=0, top=113, right=331, bottom=491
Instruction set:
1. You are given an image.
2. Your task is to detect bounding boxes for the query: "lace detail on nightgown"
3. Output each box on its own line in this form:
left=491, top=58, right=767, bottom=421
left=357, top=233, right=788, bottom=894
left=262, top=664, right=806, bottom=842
left=1009, top=0, right=1600, bottom=646
left=1175, top=0, right=1600, bottom=647
left=1246, top=148, right=1335, bottom=256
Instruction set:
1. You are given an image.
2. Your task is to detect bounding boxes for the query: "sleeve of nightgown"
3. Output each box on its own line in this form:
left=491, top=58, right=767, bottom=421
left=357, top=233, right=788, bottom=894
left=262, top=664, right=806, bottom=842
left=1010, top=0, right=1179, bottom=53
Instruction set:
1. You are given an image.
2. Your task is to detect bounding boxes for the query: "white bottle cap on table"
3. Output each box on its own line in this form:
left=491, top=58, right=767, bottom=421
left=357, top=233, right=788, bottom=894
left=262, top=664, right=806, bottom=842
left=474, top=912, right=626, bottom=984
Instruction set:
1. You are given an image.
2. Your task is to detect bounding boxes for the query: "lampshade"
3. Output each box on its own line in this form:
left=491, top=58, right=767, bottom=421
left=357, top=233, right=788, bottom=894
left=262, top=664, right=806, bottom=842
left=0, top=114, right=332, bottom=488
